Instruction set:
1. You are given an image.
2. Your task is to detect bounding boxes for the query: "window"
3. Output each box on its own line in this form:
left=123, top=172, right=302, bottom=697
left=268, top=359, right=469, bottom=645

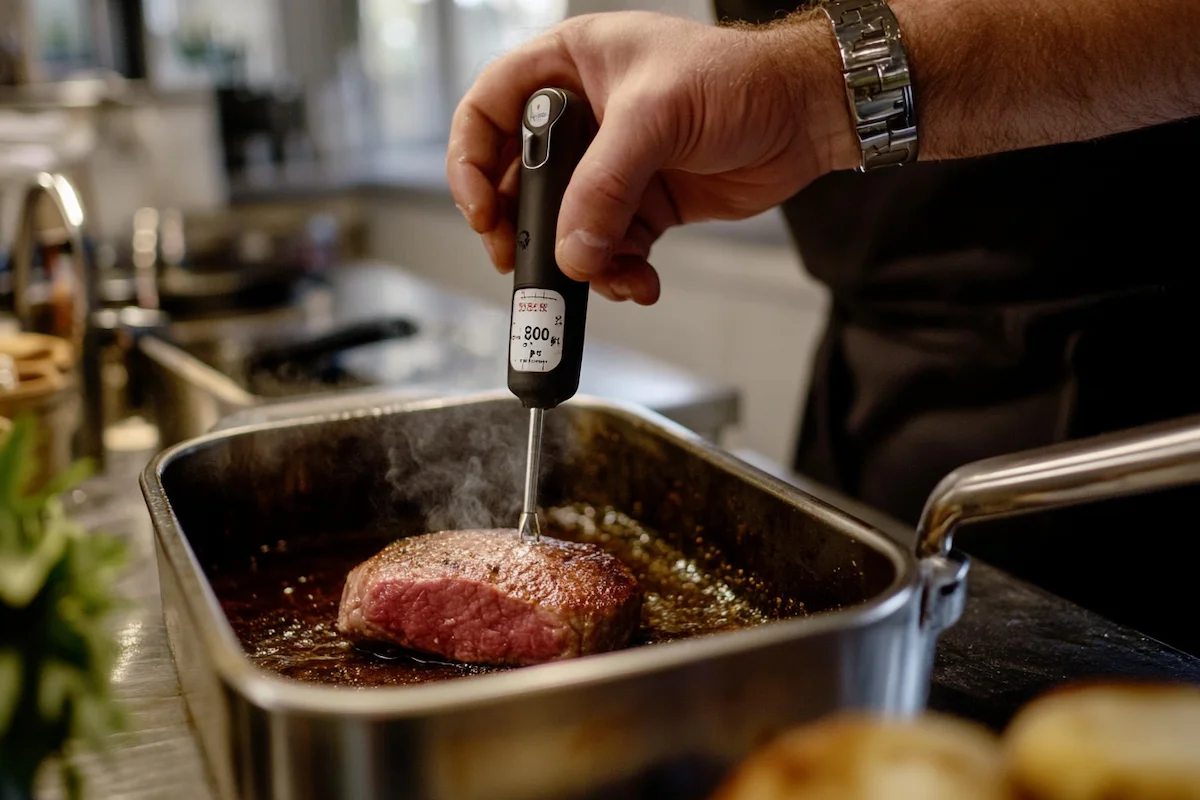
left=358, top=0, right=443, bottom=143
left=451, top=0, right=567, bottom=98
left=24, top=0, right=567, bottom=149
left=30, top=0, right=96, bottom=77
left=142, top=0, right=286, bottom=88
left=360, top=0, right=566, bottom=145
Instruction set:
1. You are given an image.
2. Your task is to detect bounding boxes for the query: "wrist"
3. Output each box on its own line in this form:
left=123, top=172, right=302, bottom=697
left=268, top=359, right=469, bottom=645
left=767, top=11, right=863, bottom=176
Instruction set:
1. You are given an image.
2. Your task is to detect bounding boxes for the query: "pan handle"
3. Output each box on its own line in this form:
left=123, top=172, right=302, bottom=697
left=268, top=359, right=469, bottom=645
left=916, top=413, right=1200, bottom=559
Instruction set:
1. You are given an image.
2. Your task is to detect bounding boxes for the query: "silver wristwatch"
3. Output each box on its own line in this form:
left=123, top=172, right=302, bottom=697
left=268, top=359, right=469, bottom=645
left=819, top=0, right=918, bottom=171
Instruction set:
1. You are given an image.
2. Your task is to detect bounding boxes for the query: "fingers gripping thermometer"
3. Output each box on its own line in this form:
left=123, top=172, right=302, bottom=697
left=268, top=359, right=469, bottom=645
left=509, top=88, right=594, bottom=543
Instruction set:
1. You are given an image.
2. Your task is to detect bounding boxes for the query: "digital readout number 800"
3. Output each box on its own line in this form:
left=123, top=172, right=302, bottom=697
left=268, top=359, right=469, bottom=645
left=524, top=326, right=551, bottom=341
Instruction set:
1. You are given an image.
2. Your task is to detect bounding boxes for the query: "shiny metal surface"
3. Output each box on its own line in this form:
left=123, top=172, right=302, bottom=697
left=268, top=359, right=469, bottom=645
left=11, top=171, right=105, bottom=466
left=519, top=406, right=545, bottom=543
left=141, top=391, right=957, bottom=800
left=137, top=334, right=258, bottom=445
left=917, top=413, right=1200, bottom=559
left=821, top=0, right=918, bottom=170
left=130, top=206, right=162, bottom=309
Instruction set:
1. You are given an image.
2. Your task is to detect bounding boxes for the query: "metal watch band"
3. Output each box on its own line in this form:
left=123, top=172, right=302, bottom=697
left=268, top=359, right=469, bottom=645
left=820, top=0, right=918, bottom=171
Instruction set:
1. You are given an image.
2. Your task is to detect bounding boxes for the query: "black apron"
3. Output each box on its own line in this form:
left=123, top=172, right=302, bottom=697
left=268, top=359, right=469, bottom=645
left=717, top=0, right=1200, bottom=654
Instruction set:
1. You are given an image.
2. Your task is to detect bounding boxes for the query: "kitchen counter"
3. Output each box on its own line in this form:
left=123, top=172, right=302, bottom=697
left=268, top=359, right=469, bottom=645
left=931, top=558, right=1200, bottom=731
left=40, top=428, right=1200, bottom=799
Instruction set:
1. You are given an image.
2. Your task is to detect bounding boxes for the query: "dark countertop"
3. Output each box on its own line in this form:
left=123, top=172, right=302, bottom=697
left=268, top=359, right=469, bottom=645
left=931, top=559, right=1200, bottom=730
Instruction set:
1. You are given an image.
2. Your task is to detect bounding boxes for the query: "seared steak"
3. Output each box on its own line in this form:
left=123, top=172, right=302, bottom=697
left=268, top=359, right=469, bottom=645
left=337, top=529, right=642, bottom=666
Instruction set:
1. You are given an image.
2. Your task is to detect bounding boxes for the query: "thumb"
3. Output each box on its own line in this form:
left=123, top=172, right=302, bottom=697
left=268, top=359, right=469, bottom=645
left=555, top=101, right=671, bottom=280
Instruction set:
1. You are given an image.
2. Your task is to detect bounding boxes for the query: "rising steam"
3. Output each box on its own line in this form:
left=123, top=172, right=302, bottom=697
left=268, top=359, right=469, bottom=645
left=384, top=402, right=574, bottom=532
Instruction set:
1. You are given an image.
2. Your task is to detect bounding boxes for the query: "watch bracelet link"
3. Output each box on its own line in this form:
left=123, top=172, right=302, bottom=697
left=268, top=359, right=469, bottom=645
left=819, top=0, right=919, bottom=171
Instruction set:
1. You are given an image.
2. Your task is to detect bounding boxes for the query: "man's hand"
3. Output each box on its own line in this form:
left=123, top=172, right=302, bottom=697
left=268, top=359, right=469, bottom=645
left=446, top=11, right=854, bottom=305
left=449, top=0, right=1200, bottom=305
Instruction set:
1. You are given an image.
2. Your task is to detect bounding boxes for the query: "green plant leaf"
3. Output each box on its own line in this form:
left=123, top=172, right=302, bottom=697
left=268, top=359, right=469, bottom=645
left=0, top=517, right=67, bottom=607
left=0, top=411, right=127, bottom=800
left=0, top=415, right=34, bottom=506
left=0, top=648, right=21, bottom=734
left=36, top=660, right=80, bottom=723
left=36, top=459, right=95, bottom=504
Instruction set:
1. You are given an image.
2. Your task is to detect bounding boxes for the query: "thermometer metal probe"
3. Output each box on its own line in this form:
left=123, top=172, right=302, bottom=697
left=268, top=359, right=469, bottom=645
left=508, top=88, right=594, bottom=542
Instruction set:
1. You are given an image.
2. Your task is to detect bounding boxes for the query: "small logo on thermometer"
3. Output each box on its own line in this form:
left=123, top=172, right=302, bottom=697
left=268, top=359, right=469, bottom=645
left=527, top=95, right=552, bottom=128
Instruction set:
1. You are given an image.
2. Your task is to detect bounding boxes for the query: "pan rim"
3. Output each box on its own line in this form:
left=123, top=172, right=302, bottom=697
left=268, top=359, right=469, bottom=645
left=141, top=390, right=920, bottom=718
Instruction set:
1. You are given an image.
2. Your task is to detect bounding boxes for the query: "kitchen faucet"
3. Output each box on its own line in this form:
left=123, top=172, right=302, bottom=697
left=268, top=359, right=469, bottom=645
left=10, top=171, right=106, bottom=468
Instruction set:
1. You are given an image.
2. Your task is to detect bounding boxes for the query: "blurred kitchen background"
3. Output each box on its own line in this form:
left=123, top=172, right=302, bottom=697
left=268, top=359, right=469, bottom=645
left=0, top=0, right=830, bottom=471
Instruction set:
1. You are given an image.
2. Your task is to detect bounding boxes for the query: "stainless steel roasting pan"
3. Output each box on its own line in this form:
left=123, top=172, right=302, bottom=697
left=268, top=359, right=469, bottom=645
left=140, top=392, right=1200, bottom=800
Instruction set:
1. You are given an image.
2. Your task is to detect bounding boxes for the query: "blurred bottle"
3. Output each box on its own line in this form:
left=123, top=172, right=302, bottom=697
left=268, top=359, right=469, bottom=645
left=0, top=0, right=36, bottom=87
left=0, top=32, right=27, bottom=86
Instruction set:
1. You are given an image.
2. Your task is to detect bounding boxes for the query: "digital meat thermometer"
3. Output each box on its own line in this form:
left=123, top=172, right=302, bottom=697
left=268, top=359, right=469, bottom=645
left=509, top=87, right=594, bottom=543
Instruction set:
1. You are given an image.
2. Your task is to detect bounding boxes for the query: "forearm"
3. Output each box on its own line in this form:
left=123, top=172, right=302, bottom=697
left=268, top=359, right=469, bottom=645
left=772, top=0, right=1200, bottom=169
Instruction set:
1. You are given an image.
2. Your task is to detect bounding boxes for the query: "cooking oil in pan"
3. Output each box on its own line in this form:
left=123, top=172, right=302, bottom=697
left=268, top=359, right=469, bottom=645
left=545, top=504, right=774, bottom=639
left=213, top=504, right=794, bottom=688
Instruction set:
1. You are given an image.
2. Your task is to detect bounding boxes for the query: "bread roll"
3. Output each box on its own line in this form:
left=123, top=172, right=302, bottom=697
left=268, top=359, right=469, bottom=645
left=712, top=713, right=1012, bottom=800
left=1006, top=682, right=1200, bottom=800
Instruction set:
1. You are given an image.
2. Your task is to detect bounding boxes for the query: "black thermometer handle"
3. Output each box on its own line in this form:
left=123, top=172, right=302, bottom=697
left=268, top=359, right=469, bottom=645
left=507, top=88, right=595, bottom=410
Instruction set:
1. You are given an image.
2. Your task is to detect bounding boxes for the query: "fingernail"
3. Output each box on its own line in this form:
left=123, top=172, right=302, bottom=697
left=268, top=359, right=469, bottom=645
left=609, top=278, right=632, bottom=301
left=558, top=230, right=611, bottom=275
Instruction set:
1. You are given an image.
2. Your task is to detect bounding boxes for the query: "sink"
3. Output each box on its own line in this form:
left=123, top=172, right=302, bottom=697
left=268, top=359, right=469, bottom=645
left=137, top=262, right=740, bottom=446
left=138, top=311, right=448, bottom=446
left=191, top=315, right=419, bottom=398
